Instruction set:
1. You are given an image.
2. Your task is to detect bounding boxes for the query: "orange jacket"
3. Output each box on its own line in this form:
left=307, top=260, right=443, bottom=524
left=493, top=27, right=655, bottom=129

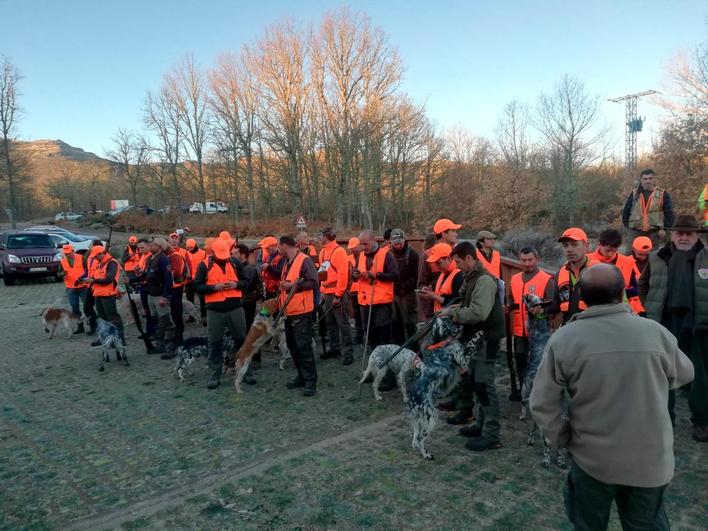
left=434, top=266, right=461, bottom=312
left=186, top=248, right=207, bottom=281
left=477, top=248, right=501, bottom=278
left=279, top=253, right=315, bottom=316
left=319, top=240, right=349, bottom=297
left=60, top=255, right=87, bottom=289
left=92, top=256, right=121, bottom=297
left=348, top=253, right=359, bottom=293
left=123, top=245, right=141, bottom=272
left=510, top=270, right=552, bottom=337
left=357, top=247, right=394, bottom=306
left=169, top=250, right=189, bottom=288
left=204, top=261, right=242, bottom=304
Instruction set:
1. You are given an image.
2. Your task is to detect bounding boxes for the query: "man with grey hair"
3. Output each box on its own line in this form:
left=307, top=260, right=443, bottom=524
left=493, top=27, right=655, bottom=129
left=532, top=264, right=694, bottom=530
left=389, top=228, right=420, bottom=346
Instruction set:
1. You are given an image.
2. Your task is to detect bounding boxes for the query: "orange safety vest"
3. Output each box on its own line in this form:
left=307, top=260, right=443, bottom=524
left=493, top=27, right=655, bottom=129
left=434, top=266, right=461, bottom=312
left=60, top=255, right=87, bottom=289
left=628, top=257, right=646, bottom=314
left=123, top=245, right=141, bottom=272
left=92, top=257, right=121, bottom=297
left=357, top=247, right=394, bottom=306
left=204, top=260, right=242, bottom=304
left=319, top=241, right=348, bottom=295
left=557, top=259, right=598, bottom=313
left=629, top=188, right=664, bottom=231
left=263, top=253, right=282, bottom=294
left=169, top=251, right=189, bottom=288
left=477, top=248, right=501, bottom=278
left=510, top=270, right=553, bottom=337
left=586, top=250, right=635, bottom=288
left=279, top=252, right=315, bottom=316
left=307, top=245, right=319, bottom=267
left=186, top=248, right=206, bottom=280
left=348, top=254, right=359, bottom=293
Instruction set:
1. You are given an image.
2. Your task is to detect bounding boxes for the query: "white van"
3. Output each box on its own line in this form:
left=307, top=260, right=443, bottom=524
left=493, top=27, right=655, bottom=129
left=189, top=201, right=229, bottom=214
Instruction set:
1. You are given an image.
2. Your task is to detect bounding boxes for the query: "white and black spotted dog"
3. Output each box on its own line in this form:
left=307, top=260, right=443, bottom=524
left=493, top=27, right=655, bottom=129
left=359, top=344, right=420, bottom=403
left=520, top=293, right=568, bottom=469
left=406, top=316, right=485, bottom=460
left=92, top=318, right=128, bottom=371
left=173, top=332, right=235, bottom=381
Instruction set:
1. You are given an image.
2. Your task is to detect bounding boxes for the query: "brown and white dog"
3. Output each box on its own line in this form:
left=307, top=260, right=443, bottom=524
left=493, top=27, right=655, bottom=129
left=40, top=308, right=82, bottom=339
left=227, top=299, right=288, bottom=393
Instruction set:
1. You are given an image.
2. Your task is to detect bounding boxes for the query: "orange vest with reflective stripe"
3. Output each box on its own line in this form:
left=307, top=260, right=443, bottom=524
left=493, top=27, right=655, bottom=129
left=629, top=188, right=664, bottom=231
left=557, top=259, right=598, bottom=313
left=92, top=257, right=121, bottom=297
left=123, top=245, right=140, bottom=272
left=477, top=248, right=501, bottom=278
left=187, top=248, right=206, bottom=279
left=357, top=247, right=394, bottom=306
left=60, top=255, right=86, bottom=289
left=434, top=266, right=461, bottom=312
left=510, top=270, right=552, bottom=337
left=279, top=252, right=315, bottom=316
left=204, top=260, right=242, bottom=303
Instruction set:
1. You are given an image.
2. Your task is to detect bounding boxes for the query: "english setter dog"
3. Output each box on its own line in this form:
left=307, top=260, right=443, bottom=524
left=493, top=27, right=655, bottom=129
left=173, top=333, right=235, bottom=381
left=359, top=344, right=420, bottom=403
left=404, top=316, right=484, bottom=460
left=521, top=293, right=568, bottom=469
left=40, top=307, right=82, bottom=339
left=93, top=318, right=128, bottom=371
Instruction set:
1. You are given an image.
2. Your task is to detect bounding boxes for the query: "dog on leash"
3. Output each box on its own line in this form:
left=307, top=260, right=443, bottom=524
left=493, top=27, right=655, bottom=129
left=40, top=308, right=82, bottom=339
left=359, top=345, right=420, bottom=402
left=406, top=316, right=484, bottom=460
left=173, top=333, right=235, bottom=381
left=520, top=293, right=568, bottom=469
left=93, top=318, right=128, bottom=371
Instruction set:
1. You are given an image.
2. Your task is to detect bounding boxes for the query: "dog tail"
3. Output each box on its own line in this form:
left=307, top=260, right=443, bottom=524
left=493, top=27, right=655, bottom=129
left=358, top=356, right=375, bottom=385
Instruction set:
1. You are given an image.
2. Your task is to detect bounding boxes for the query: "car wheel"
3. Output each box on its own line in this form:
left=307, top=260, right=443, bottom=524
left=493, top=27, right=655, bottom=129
left=3, top=274, right=16, bottom=286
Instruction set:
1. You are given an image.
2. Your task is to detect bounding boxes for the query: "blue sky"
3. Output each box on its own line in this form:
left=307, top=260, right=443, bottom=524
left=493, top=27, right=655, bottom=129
left=2, top=0, right=706, bottom=158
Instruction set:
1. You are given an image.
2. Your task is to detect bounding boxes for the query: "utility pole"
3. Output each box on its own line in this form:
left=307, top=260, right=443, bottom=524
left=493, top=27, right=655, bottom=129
left=608, top=90, right=658, bottom=172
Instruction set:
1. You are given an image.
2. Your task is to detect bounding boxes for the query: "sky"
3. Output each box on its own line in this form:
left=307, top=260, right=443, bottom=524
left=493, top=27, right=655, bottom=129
left=2, top=0, right=706, bottom=159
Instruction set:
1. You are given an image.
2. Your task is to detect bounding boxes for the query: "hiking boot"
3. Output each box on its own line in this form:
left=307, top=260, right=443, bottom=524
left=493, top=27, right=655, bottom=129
left=90, top=339, right=102, bottom=347
left=459, top=425, right=483, bottom=438
left=207, top=372, right=221, bottom=390
left=508, top=391, right=522, bottom=402
left=321, top=349, right=340, bottom=360
left=73, top=323, right=85, bottom=335
left=437, top=400, right=457, bottom=411
left=693, top=424, right=708, bottom=442
left=465, top=437, right=502, bottom=452
left=160, top=351, right=177, bottom=360
left=446, top=410, right=475, bottom=425
left=302, top=387, right=316, bottom=397
left=342, top=355, right=353, bottom=366
left=286, top=378, right=305, bottom=389
left=146, top=346, right=160, bottom=355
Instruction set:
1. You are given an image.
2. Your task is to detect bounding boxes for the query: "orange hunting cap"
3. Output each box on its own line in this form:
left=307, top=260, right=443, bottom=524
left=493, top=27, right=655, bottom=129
left=258, top=236, right=278, bottom=248
left=128, top=235, right=138, bottom=244
left=426, top=243, right=453, bottom=263
left=169, top=232, right=179, bottom=239
left=347, top=237, right=360, bottom=250
left=219, top=230, right=231, bottom=240
left=433, top=218, right=462, bottom=236
left=89, top=245, right=105, bottom=257
left=212, top=239, right=231, bottom=260
left=62, top=244, right=74, bottom=254
left=558, top=227, right=588, bottom=242
left=632, top=236, right=653, bottom=252
left=186, top=238, right=197, bottom=249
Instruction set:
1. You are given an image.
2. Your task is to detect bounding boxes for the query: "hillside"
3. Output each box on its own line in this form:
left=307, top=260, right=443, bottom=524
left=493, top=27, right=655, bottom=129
left=14, top=139, right=107, bottom=162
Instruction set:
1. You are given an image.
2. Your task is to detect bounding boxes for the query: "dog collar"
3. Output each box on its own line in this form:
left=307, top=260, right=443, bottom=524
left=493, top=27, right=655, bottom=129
left=259, top=308, right=271, bottom=317
left=427, top=338, right=452, bottom=351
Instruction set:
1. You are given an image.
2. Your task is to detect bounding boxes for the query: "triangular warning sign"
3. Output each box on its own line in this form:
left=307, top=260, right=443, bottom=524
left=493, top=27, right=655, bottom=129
left=296, top=216, right=306, bottom=226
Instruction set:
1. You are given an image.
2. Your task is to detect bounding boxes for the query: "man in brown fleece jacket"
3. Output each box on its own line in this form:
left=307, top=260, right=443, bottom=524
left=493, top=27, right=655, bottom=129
left=530, top=264, right=694, bottom=531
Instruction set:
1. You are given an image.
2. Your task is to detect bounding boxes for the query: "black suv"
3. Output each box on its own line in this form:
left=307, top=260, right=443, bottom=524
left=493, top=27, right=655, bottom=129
left=0, top=231, right=63, bottom=286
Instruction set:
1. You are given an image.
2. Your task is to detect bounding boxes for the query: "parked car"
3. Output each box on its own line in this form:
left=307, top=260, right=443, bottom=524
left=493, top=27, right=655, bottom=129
left=0, top=232, right=63, bottom=286
left=54, top=211, right=83, bottom=221
left=189, top=201, right=229, bottom=214
left=25, top=226, right=99, bottom=242
left=46, top=233, right=98, bottom=253
left=109, top=205, right=155, bottom=217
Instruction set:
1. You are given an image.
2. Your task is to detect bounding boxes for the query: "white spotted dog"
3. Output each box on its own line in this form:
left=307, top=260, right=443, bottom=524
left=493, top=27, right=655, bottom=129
left=359, top=344, right=420, bottom=403
left=93, top=318, right=128, bottom=371
left=182, top=299, right=202, bottom=325
left=40, top=307, right=83, bottom=339
left=521, top=293, right=568, bottom=469
left=407, top=317, right=483, bottom=460
left=174, top=333, right=234, bottom=381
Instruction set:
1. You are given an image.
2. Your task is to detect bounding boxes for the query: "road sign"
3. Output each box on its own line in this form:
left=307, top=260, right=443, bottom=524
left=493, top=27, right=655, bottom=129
left=296, top=215, right=306, bottom=230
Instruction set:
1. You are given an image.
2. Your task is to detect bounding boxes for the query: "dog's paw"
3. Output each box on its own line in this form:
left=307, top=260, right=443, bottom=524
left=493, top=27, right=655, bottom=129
left=423, top=452, right=434, bottom=460
left=375, top=395, right=383, bottom=401
left=98, top=366, right=104, bottom=372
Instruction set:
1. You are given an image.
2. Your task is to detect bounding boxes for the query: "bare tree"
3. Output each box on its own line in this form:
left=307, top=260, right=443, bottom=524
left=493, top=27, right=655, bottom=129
left=105, top=129, right=149, bottom=207
left=496, top=100, right=531, bottom=171
left=535, top=75, right=609, bottom=227
left=0, top=56, right=23, bottom=227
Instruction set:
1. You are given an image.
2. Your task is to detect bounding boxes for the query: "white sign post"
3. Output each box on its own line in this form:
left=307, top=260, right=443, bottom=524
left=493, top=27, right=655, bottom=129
left=296, top=215, right=307, bottom=231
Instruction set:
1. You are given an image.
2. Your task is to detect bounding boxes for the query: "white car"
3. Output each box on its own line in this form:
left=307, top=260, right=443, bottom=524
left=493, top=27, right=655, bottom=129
left=25, top=226, right=99, bottom=242
left=47, top=233, right=96, bottom=253
left=189, top=201, right=229, bottom=214
left=54, top=212, right=83, bottom=221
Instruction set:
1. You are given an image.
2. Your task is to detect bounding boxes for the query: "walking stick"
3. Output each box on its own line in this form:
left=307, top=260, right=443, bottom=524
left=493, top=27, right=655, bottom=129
left=357, top=276, right=377, bottom=399
left=272, top=280, right=300, bottom=329
left=505, top=312, right=520, bottom=399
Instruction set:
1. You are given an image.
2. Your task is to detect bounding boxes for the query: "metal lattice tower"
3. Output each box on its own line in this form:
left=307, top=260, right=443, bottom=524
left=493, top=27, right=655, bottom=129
left=608, top=90, right=658, bottom=172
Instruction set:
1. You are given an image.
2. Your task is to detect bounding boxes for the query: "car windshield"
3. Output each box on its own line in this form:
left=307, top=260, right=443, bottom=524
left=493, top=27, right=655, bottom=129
left=7, top=234, right=55, bottom=249
left=50, top=232, right=83, bottom=242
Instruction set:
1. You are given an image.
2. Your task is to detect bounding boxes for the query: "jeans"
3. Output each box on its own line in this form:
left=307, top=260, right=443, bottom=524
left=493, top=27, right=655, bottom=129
left=66, top=287, right=87, bottom=318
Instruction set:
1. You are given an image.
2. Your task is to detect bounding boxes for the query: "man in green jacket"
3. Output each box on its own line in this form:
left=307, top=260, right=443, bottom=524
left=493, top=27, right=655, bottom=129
left=639, top=214, right=708, bottom=442
left=441, top=241, right=506, bottom=451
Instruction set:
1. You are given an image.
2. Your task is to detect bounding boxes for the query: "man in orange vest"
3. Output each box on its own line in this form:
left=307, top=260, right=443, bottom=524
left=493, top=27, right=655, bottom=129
left=318, top=227, right=353, bottom=364
left=347, top=237, right=364, bottom=344
left=507, top=247, right=554, bottom=401
left=130, top=238, right=156, bottom=338
left=476, top=230, right=501, bottom=278
left=353, top=230, right=400, bottom=392
left=278, top=236, right=319, bottom=396
left=699, top=183, right=708, bottom=228
left=185, top=238, right=207, bottom=324
left=418, top=242, right=463, bottom=313
left=122, top=235, right=141, bottom=279
left=60, top=244, right=89, bottom=334
left=586, top=229, right=639, bottom=310
left=259, top=236, right=283, bottom=299
left=168, top=233, right=191, bottom=348
left=82, top=239, right=105, bottom=335
left=622, top=168, right=675, bottom=247
left=85, top=245, right=125, bottom=346
left=549, top=227, right=597, bottom=325
left=631, top=236, right=653, bottom=278
left=417, top=219, right=462, bottom=321
left=194, top=238, right=251, bottom=390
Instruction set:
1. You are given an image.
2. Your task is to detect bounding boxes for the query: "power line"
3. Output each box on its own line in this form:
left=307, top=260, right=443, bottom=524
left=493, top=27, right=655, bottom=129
left=608, top=90, right=659, bottom=172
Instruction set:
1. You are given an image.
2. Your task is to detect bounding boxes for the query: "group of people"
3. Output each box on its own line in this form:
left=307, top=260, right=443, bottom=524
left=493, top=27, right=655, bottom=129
left=56, top=170, right=707, bottom=530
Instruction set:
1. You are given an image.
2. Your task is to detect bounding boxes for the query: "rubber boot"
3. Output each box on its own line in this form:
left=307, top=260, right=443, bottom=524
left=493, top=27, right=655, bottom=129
left=73, top=323, right=85, bottom=335
left=207, top=362, right=221, bottom=389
